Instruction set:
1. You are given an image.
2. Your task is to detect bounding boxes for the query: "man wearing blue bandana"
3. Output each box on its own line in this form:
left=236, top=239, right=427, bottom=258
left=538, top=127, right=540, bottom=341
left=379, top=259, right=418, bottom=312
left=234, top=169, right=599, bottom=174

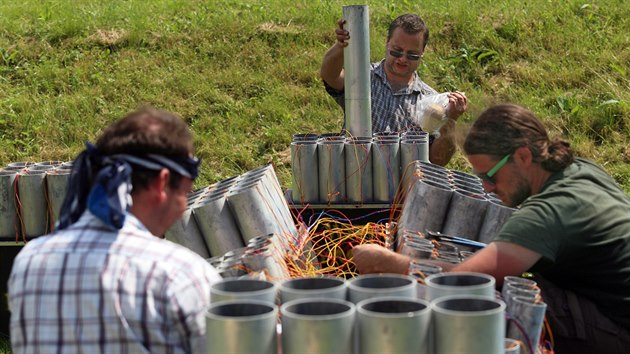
left=8, top=106, right=222, bottom=354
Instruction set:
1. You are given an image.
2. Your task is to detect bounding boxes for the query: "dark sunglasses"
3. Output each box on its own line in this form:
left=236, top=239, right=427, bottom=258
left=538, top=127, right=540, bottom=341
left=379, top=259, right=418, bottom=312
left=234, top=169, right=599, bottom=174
left=473, top=154, right=511, bottom=185
left=389, top=49, right=422, bottom=61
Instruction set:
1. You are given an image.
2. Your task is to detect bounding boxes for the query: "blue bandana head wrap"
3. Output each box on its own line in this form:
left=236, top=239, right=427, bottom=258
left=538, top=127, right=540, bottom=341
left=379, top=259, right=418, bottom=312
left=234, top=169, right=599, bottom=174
left=57, top=142, right=200, bottom=230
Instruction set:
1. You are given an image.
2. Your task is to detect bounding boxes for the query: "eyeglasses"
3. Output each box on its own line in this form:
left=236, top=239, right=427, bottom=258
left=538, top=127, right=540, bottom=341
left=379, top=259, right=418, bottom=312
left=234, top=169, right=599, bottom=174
left=473, top=154, right=511, bottom=185
left=388, top=49, right=421, bottom=61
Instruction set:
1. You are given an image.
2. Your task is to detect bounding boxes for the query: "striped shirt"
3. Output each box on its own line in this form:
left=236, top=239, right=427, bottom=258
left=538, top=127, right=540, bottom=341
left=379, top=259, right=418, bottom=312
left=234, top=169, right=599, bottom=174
left=325, top=60, right=439, bottom=133
left=8, top=211, right=222, bottom=354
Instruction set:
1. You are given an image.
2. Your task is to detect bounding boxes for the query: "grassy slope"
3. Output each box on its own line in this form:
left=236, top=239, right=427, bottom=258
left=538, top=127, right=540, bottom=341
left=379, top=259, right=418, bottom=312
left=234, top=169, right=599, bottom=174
left=0, top=2, right=628, bottom=349
left=0, top=0, right=628, bottom=194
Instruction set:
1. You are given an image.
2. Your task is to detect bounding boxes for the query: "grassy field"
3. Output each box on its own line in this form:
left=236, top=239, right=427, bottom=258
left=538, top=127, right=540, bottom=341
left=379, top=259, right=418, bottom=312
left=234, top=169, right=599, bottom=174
left=0, top=1, right=628, bottom=350
left=0, top=0, right=628, bottom=192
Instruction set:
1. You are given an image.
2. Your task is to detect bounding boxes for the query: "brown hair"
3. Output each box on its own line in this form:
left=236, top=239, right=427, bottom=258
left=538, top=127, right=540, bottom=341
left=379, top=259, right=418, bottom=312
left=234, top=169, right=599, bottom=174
left=387, top=14, right=429, bottom=49
left=464, top=104, right=574, bottom=172
left=96, top=106, right=194, bottom=189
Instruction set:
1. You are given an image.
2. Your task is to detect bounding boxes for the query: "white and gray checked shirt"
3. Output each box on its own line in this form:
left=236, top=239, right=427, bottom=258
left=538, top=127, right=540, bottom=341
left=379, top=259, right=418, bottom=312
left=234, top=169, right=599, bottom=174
left=325, top=60, right=439, bottom=133
left=8, top=211, right=221, bottom=354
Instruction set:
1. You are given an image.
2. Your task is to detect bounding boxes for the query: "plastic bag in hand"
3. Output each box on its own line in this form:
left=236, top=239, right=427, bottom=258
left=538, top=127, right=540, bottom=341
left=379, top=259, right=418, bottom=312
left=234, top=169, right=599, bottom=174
left=415, top=93, right=449, bottom=136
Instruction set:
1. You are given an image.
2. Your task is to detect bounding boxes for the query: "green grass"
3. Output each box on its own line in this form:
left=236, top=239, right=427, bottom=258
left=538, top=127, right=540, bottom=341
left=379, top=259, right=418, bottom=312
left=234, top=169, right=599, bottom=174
left=0, top=2, right=628, bottom=348
left=0, top=0, right=628, bottom=195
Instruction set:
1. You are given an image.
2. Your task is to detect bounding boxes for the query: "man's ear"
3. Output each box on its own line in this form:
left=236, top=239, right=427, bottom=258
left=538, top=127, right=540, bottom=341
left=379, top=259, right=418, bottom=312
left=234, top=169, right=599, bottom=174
left=513, top=146, right=533, bottom=168
left=151, top=168, right=170, bottom=202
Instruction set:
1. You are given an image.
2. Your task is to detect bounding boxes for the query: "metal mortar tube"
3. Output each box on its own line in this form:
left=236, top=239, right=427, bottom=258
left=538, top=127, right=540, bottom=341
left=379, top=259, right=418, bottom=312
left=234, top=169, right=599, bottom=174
left=478, top=199, right=517, bottom=244
left=372, top=138, right=401, bottom=203
left=397, top=178, right=453, bottom=238
left=317, top=138, right=346, bottom=204
left=506, top=296, right=547, bottom=354
left=242, top=244, right=289, bottom=281
left=249, top=164, right=299, bottom=242
left=45, top=169, right=70, bottom=230
left=164, top=197, right=211, bottom=258
left=0, top=170, right=19, bottom=239
left=356, top=297, right=431, bottom=354
left=0, top=169, right=19, bottom=240
left=450, top=176, right=484, bottom=194
left=278, top=276, right=348, bottom=304
left=193, top=192, right=245, bottom=257
left=399, top=241, right=434, bottom=260
left=210, top=278, right=278, bottom=304
left=418, top=160, right=448, bottom=174
left=448, top=169, right=482, bottom=184
left=431, top=295, right=506, bottom=354
left=16, top=170, right=49, bottom=238
left=206, top=300, right=278, bottom=354
left=441, top=189, right=489, bottom=241
left=8, top=161, right=36, bottom=169
left=291, top=140, right=319, bottom=204
left=227, top=180, right=286, bottom=244
left=344, top=137, right=373, bottom=203
left=502, top=281, right=540, bottom=305
left=425, top=272, right=496, bottom=302
left=348, top=273, right=417, bottom=304
left=281, top=298, right=356, bottom=354
left=343, top=5, right=371, bottom=137
left=400, top=137, right=430, bottom=174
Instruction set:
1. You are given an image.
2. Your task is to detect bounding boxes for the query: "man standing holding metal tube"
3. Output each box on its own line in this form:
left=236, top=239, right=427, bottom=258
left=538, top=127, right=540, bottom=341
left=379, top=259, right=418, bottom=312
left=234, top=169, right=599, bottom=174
left=8, top=107, right=222, bottom=354
left=352, top=103, right=630, bottom=353
left=320, top=13, right=468, bottom=166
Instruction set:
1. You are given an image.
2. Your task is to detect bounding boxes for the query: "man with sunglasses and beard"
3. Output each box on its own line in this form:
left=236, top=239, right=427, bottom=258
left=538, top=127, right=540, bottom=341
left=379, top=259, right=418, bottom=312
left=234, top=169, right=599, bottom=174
left=320, top=13, right=468, bottom=166
left=352, top=104, right=630, bottom=353
left=8, top=106, right=222, bottom=354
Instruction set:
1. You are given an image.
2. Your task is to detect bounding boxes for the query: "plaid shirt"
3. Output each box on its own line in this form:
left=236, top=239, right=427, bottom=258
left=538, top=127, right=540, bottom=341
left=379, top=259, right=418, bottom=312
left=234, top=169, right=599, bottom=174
left=325, top=60, right=439, bottom=133
left=8, top=211, right=222, bottom=354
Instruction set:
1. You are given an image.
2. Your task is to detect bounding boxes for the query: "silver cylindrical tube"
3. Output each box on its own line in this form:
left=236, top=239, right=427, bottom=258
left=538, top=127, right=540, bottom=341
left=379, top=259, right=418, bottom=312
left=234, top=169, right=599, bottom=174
left=291, top=141, right=319, bottom=203
left=343, top=5, right=371, bottom=137
left=210, top=278, right=278, bottom=305
left=193, top=192, right=245, bottom=257
left=17, top=170, right=49, bottom=238
left=206, top=300, right=278, bottom=354
left=478, top=199, right=517, bottom=244
left=356, top=297, right=431, bottom=354
left=242, top=244, right=289, bottom=281
left=401, top=134, right=430, bottom=165
left=281, top=298, right=356, bottom=354
left=0, top=170, right=19, bottom=240
left=227, top=181, right=285, bottom=243
left=164, top=197, right=210, bottom=258
left=397, top=178, right=453, bottom=236
left=441, top=189, right=489, bottom=240
left=345, top=137, right=373, bottom=203
left=372, top=138, right=401, bottom=203
left=431, top=295, right=506, bottom=354
left=279, top=276, right=348, bottom=304
left=45, top=169, right=70, bottom=230
left=317, top=138, right=346, bottom=203
left=347, top=273, right=416, bottom=304
left=425, top=272, right=496, bottom=301
left=506, top=296, right=547, bottom=354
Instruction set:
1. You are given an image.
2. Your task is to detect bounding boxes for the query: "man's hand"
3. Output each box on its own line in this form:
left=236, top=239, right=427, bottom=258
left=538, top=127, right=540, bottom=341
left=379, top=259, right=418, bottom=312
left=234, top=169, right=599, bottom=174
left=446, top=91, right=468, bottom=120
left=351, top=244, right=411, bottom=274
left=335, top=19, right=350, bottom=47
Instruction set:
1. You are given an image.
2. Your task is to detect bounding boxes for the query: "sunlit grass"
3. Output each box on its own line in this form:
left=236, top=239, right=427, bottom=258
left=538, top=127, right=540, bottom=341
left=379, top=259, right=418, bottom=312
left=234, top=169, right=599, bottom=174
left=0, top=0, right=627, bottom=194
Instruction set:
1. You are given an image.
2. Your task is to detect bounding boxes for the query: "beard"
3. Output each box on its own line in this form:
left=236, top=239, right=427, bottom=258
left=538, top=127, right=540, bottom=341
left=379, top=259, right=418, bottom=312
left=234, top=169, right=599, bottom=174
left=504, top=174, right=531, bottom=208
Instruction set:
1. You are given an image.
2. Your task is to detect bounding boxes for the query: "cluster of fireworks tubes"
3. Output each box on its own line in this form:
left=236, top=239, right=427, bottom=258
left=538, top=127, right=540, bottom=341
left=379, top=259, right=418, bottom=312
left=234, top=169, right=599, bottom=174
left=205, top=273, right=546, bottom=354
left=0, top=161, right=73, bottom=241
left=290, top=130, right=432, bottom=204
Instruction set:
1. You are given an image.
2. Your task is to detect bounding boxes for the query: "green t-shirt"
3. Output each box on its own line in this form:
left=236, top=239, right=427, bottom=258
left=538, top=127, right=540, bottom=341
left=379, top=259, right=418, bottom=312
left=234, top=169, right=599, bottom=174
left=496, top=158, right=630, bottom=328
